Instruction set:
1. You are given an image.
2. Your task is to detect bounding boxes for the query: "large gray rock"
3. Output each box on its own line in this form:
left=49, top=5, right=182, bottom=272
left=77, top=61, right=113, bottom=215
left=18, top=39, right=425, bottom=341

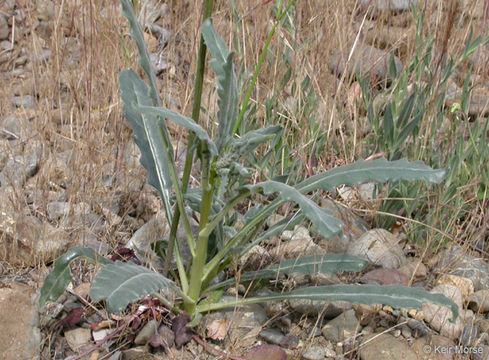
left=322, top=309, right=360, bottom=343
left=1, top=115, right=30, bottom=140
left=347, top=228, right=406, bottom=269
left=126, top=210, right=198, bottom=269
left=422, top=285, right=464, bottom=340
left=273, top=225, right=325, bottom=259
left=0, top=15, right=9, bottom=40
left=10, top=95, right=36, bottom=109
left=411, top=334, right=456, bottom=360
left=0, top=282, right=40, bottom=360
left=0, top=147, right=41, bottom=188
left=126, top=213, right=167, bottom=268
left=436, top=246, right=489, bottom=291
left=328, top=45, right=402, bottom=83
left=200, top=295, right=268, bottom=343
left=445, top=86, right=489, bottom=117
left=134, top=319, right=159, bottom=345
left=359, top=333, right=417, bottom=360
left=0, top=214, right=70, bottom=266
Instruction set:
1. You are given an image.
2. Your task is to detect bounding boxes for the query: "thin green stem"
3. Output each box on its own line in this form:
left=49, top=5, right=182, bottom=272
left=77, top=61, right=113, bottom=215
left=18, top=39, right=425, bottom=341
left=200, top=190, right=250, bottom=238
left=233, top=0, right=295, bottom=134
left=159, top=124, right=196, bottom=256
left=174, top=240, right=189, bottom=293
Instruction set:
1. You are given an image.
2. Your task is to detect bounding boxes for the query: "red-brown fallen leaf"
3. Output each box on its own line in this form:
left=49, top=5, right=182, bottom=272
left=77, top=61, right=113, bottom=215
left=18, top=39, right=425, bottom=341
left=56, top=307, right=85, bottom=329
left=111, top=247, right=141, bottom=264
left=245, top=344, right=287, bottom=360
left=172, top=313, right=193, bottom=349
left=206, top=318, right=228, bottom=341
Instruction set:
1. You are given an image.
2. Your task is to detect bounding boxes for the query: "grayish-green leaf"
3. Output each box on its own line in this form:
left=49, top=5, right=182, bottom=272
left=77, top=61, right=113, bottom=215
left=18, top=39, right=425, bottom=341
left=201, top=19, right=239, bottom=150
left=183, top=188, right=222, bottom=215
left=269, top=254, right=370, bottom=275
left=230, top=161, right=249, bottom=176
left=245, top=181, right=343, bottom=238
left=201, top=19, right=229, bottom=65
left=90, top=261, right=178, bottom=313
left=198, top=285, right=459, bottom=322
left=231, top=126, right=282, bottom=156
left=137, top=105, right=218, bottom=156
left=40, top=247, right=110, bottom=308
left=208, top=254, right=370, bottom=291
left=119, top=69, right=173, bottom=215
left=298, top=158, right=447, bottom=194
left=120, top=0, right=161, bottom=106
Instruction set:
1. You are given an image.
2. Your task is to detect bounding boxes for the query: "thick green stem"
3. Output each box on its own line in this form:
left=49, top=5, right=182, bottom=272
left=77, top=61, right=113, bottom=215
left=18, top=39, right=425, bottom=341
left=233, top=0, right=295, bottom=134
left=185, top=148, right=214, bottom=315
left=163, top=0, right=214, bottom=278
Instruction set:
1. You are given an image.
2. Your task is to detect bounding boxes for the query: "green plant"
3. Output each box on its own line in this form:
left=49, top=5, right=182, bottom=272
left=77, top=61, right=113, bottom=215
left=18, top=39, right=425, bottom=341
left=40, top=0, right=458, bottom=324
left=359, top=5, right=489, bottom=238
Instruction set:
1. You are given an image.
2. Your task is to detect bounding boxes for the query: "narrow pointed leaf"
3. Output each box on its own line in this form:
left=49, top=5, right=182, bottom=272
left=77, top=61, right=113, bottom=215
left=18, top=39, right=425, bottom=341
left=201, top=19, right=229, bottom=66
left=397, top=92, right=416, bottom=128
left=40, top=247, right=111, bottom=308
left=245, top=181, right=343, bottom=238
left=90, top=261, right=178, bottom=313
left=208, top=254, right=370, bottom=291
left=384, top=103, right=394, bottom=144
left=197, top=285, right=458, bottom=322
left=269, top=254, right=370, bottom=275
left=137, top=105, right=217, bottom=156
left=119, top=69, right=173, bottom=216
left=120, top=0, right=161, bottom=106
left=201, top=19, right=238, bottom=150
left=216, top=53, right=239, bottom=149
left=298, top=158, right=447, bottom=194
left=395, top=112, right=423, bottom=150
left=183, top=188, right=222, bottom=215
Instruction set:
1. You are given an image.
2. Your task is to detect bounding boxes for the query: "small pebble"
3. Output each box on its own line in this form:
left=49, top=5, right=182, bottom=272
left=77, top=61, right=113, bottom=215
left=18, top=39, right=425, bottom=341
left=10, top=95, right=36, bottom=108
left=259, top=328, right=285, bottom=345
left=400, top=325, right=411, bottom=338
left=302, top=345, right=325, bottom=360
left=324, top=347, right=337, bottom=358
left=407, top=319, right=430, bottom=337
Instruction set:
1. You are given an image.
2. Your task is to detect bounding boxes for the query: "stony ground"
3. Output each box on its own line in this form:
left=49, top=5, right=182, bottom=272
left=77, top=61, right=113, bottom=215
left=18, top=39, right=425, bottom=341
left=1, top=0, right=489, bottom=359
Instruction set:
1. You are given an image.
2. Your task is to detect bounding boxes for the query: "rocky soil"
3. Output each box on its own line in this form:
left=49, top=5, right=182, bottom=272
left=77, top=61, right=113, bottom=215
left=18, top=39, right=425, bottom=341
left=1, top=0, right=488, bottom=359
